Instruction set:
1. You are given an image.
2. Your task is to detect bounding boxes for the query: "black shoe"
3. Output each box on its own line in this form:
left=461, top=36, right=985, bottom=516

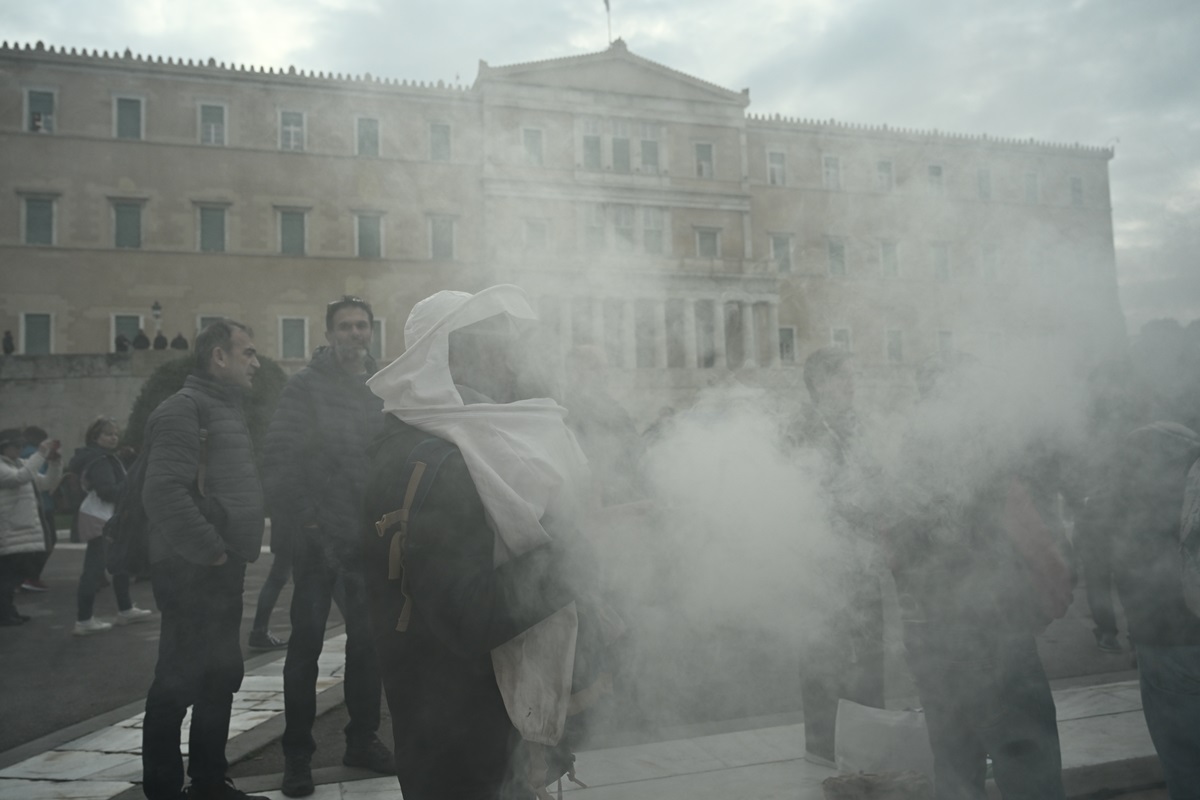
left=343, top=735, right=395, bottom=774
left=1095, top=630, right=1123, bottom=654
left=247, top=630, right=288, bottom=650
left=186, top=778, right=268, bottom=800
left=281, top=754, right=314, bottom=798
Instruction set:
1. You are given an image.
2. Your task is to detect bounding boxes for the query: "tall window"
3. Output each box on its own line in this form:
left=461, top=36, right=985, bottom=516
left=694, top=143, right=714, bottom=178
left=779, top=327, right=796, bottom=363
left=22, top=313, right=52, bottom=355
left=523, top=128, right=544, bottom=166
left=357, top=117, right=380, bottom=157
left=115, top=97, right=143, bottom=140
left=280, top=111, right=304, bottom=151
left=279, top=210, right=306, bottom=255
left=696, top=228, right=719, bottom=259
left=767, top=152, right=786, bottom=186
left=585, top=204, right=606, bottom=251
left=771, top=234, right=792, bottom=272
left=198, top=206, right=226, bottom=253
left=280, top=318, right=308, bottom=360
left=928, top=164, right=944, bottom=193
left=612, top=136, right=631, bottom=173
left=524, top=219, right=548, bottom=251
left=978, top=168, right=992, bottom=201
left=828, top=238, right=846, bottom=277
left=876, top=160, right=893, bottom=191
left=430, top=123, right=451, bottom=162
left=880, top=240, right=899, bottom=278
left=356, top=214, right=382, bottom=258
left=640, top=124, right=660, bottom=172
left=27, top=89, right=54, bottom=133
left=430, top=216, right=454, bottom=261
left=24, top=197, right=54, bottom=245
left=1070, top=176, right=1084, bottom=208
left=885, top=330, right=903, bottom=364
left=931, top=243, right=950, bottom=281
left=832, top=328, right=851, bottom=351
left=822, top=156, right=841, bottom=190
left=199, top=104, right=225, bottom=145
left=937, top=330, right=955, bottom=358
left=113, top=202, right=142, bottom=249
left=113, top=315, right=141, bottom=349
left=1024, top=172, right=1039, bottom=203
left=582, top=133, right=603, bottom=170
left=643, top=207, right=664, bottom=255
left=613, top=204, right=635, bottom=251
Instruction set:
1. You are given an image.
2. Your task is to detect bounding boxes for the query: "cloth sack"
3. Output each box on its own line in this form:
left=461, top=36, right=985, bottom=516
left=834, top=699, right=934, bottom=778
left=78, top=489, right=114, bottom=542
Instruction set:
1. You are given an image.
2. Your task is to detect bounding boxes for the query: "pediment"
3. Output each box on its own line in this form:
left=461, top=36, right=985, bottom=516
left=478, top=41, right=748, bottom=107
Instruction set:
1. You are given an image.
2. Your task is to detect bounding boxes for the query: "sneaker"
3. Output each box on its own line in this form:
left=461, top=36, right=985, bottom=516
left=280, top=754, right=314, bottom=797
left=1095, top=630, right=1123, bottom=654
left=73, top=618, right=113, bottom=636
left=116, top=606, right=154, bottom=625
left=803, top=749, right=836, bottom=769
left=20, top=578, right=49, bottom=592
left=247, top=630, right=288, bottom=650
left=343, top=735, right=395, bottom=774
left=186, top=777, right=268, bottom=799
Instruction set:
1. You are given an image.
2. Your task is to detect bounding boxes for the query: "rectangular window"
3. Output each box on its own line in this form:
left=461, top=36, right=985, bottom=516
left=524, top=219, right=548, bottom=251
left=885, top=330, right=903, bottom=364
left=115, top=97, right=143, bottom=140
left=832, top=328, right=851, bottom=352
left=643, top=207, right=664, bottom=255
left=585, top=204, right=606, bottom=252
left=369, top=319, right=384, bottom=362
left=937, top=330, right=955, bottom=358
left=694, top=143, right=714, bottom=178
left=635, top=300, right=656, bottom=368
left=28, top=90, right=54, bottom=133
left=22, top=313, right=51, bottom=355
left=356, top=214, right=382, bottom=258
left=430, top=123, right=451, bottom=162
left=430, top=216, right=454, bottom=261
left=771, top=234, right=792, bottom=272
left=523, top=128, right=543, bottom=166
left=876, top=160, right=893, bottom=191
left=822, top=156, right=841, bottom=190
left=1024, top=172, right=1039, bottom=203
left=828, top=238, right=846, bottom=277
left=931, top=243, right=950, bottom=281
left=113, top=202, right=142, bottom=249
left=612, top=136, right=631, bottom=173
left=696, top=228, right=719, bottom=259
left=928, top=164, right=944, bottom=193
left=199, top=206, right=226, bottom=253
left=280, top=111, right=304, bottom=151
left=640, top=138, right=659, bottom=172
left=1070, top=176, right=1084, bottom=208
left=779, top=327, right=796, bottom=363
left=981, top=244, right=998, bottom=281
left=24, top=197, right=54, bottom=245
left=114, top=314, right=141, bottom=349
left=280, top=318, right=307, bottom=360
left=582, top=135, right=602, bottom=170
left=199, top=104, right=225, bottom=145
left=978, top=168, right=992, bottom=201
left=280, top=210, right=306, bottom=255
left=767, top=151, right=786, bottom=186
left=880, top=240, right=899, bottom=278
left=613, top=204, right=635, bottom=252
left=357, top=117, right=380, bottom=157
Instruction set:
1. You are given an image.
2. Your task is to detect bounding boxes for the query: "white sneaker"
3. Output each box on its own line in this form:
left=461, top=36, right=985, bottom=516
left=74, top=618, right=113, bottom=636
left=116, top=606, right=153, bottom=625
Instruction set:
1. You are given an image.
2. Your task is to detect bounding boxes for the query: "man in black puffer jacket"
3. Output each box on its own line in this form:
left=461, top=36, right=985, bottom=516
left=141, top=319, right=266, bottom=800
left=262, top=297, right=390, bottom=797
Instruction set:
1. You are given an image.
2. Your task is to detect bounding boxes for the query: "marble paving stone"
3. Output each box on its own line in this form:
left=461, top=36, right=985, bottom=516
left=1053, top=684, right=1143, bottom=722
left=570, top=737, right=726, bottom=787
left=58, top=727, right=144, bottom=754
left=250, top=700, right=286, bottom=711
left=0, top=778, right=133, bottom=800
left=315, top=676, right=341, bottom=690
left=227, top=710, right=280, bottom=732
left=0, top=751, right=139, bottom=781
left=250, top=661, right=286, bottom=676
left=238, top=676, right=286, bottom=692
left=689, top=724, right=807, bottom=769
left=233, top=690, right=280, bottom=701
left=340, top=776, right=397, bottom=794
left=566, top=757, right=829, bottom=800
left=88, top=758, right=143, bottom=782
left=114, top=713, right=144, bottom=729
left=255, top=782, right=344, bottom=800
left=1058, top=710, right=1156, bottom=770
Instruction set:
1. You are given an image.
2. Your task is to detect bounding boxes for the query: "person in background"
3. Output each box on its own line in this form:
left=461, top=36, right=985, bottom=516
left=154, top=332, right=169, bottom=350
left=68, top=416, right=153, bottom=635
left=115, top=333, right=132, bottom=352
left=0, top=428, right=62, bottom=626
left=133, top=329, right=151, bottom=350
left=170, top=333, right=189, bottom=351
left=19, top=425, right=57, bottom=593
left=2, top=330, right=14, bottom=355
left=246, top=514, right=291, bottom=651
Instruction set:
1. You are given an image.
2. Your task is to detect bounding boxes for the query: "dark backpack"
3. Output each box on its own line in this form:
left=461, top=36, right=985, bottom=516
left=53, top=469, right=88, bottom=518
left=104, top=450, right=151, bottom=576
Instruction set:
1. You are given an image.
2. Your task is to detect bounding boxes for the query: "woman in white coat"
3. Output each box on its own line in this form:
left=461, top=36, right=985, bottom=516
left=0, top=427, right=62, bottom=626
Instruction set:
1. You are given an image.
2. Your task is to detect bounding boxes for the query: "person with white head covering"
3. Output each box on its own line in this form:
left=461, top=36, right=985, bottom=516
left=363, top=285, right=617, bottom=800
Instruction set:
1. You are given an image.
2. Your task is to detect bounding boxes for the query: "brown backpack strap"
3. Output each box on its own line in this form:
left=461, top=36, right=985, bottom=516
left=374, top=459, right=428, bottom=632
left=196, top=428, right=209, bottom=497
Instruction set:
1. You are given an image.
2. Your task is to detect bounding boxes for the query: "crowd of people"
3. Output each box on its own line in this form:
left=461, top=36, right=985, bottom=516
left=2, top=297, right=1199, bottom=800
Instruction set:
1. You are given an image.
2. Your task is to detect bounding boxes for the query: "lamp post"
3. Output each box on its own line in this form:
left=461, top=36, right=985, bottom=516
left=151, top=301, right=163, bottom=335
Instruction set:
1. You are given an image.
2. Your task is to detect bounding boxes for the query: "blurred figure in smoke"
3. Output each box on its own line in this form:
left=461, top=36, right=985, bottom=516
left=796, top=347, right=886, bottom=766
left=884, top=355, right=1068, bottom=800
left=363, top=285, right=617, bottom=800
left=563, top=345, right=645, bottom=507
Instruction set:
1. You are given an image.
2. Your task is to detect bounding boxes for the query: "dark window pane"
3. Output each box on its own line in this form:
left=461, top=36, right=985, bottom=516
left=200, top=104, right=225, bottom=145
left=199, top=207, right=225, bottom=252
left=114, top=203, right=142, bottom=248
left=115, top=315, right=140, bottom=344
left=358, top=118, right=379, bottom=157
left=23, top=314, right=51, bottom=354
left=281, top=318, right=306, bottom=359
left=430, top=123, right=451, bottom=162
left=612, top=138, right=631, bottom=173
left=25, top=198, right=53, bottom=245
left=641, top=140, right=658, bottom=172
left=280, top=211, right=305, bottom=255
left=431, top=217, right=454, bottom=260
left=29, top=90, right=54, bottom=132
left=116, top=98, right=142, bottom=140
left=583, top=135, right=602, bottom=170
left=357, top=215, right=382, bottom=258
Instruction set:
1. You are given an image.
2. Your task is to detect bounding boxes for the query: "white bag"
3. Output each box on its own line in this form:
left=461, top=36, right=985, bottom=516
left=79, top=489, right=115, bottom=523
left=834, top=699, right=935, bottom=778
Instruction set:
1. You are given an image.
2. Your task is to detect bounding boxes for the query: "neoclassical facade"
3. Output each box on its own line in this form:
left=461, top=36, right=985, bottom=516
left=0, top=39, right=1124, bottom=418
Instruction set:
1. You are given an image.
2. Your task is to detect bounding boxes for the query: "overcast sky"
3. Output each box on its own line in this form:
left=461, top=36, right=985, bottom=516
left=4, top=0, right=1197, bottom=330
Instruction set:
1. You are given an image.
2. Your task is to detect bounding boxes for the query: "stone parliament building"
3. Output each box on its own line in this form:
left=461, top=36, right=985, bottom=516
left=0, top=39, right=1124, bottom=422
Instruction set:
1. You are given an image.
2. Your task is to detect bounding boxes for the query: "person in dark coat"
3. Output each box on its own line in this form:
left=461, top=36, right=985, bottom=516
left=153, top=332, right=169, bottom=350
left=115, top=333, right=131, bottom=352
left=170, top=332, right=189, bottom=350
left=140, top=319, right=267, bottom=800
left=133, top=329, right=151, bottom=350
left=262, top=296, right=391, bottom=796
left=2, top=330, right=13, bottom=355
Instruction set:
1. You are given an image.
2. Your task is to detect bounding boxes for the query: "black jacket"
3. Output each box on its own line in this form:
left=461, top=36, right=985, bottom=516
left=143, top=372, right=264, bottom=565
left=363, top=415, right=581, bottom=800
left=262, top=346, right=383, bottom=566
left=67, top=446, right=126, bottom=503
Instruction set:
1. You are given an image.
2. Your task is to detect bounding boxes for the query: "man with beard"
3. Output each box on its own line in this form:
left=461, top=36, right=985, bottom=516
left=262, top=297, right=391, bottom=797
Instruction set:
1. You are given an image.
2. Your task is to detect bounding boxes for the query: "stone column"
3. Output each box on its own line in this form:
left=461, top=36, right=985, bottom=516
left=712, top=299, right=727, bottom=369
left=682, top=298, right=698, bottom=369
left=741, top=301, right=758, bottom=367
left=766, top=302, right=781, bottom=367
left=623, top=299, right=637, bottom=369
left=655, top=299, right=669, bottom=369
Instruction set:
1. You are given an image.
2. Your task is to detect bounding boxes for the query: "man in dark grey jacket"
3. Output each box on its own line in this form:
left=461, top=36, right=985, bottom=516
left=262, top=297, right=390, bottom=797
left=141, top=319, right=267, bottom=800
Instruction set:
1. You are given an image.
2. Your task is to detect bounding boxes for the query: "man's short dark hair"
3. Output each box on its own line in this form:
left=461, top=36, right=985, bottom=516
left=326, top=296, right=374, bottom=331
left=803, top=347, right=850, bottom=399
left=195, top=319, right=252, bottom=372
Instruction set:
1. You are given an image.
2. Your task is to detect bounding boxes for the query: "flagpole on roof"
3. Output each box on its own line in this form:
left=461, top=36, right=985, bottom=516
left=604, top=0, right=612, bottom=44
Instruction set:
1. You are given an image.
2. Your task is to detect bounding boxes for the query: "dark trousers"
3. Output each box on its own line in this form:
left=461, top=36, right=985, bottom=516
left=142, top=557, right=246, bottom=800
left=251, top=548, right=293, bottom=633
left=1138, top=644, right=1200, bottom=800
left=282, top=532, right=381, bottom=757
left=904, top=624, right=1065, bottom=800
left=1076, top=520, right=1119, bottom=637
left=801, top=577, right=886, bottom=760
left=1, top=552, right=38, bottom=620
left=29, top=505, right=57, bottom=580
left=77, top=537, right=132, bottom=620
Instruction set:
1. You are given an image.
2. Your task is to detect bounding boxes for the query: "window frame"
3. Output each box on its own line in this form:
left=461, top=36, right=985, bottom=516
left=196, top=203, right=229, bottom=253
left=927, top=164, right=944, bottom=194
left=20, top=312, right=54, bottom=355
left=111, top=313, right=144, bottom=353
left=279, top=109, right=306, bottom=152
left=831, top=327, right=852, bottom=352
left=695, top=227, right=721, bottom=259
left=356, top=116, right=381, bottom=158
left=779, top=326, right=797, bottom=364
left=113, top=94, right=145, bottom=140
left=639, top=137, right=660, bottom=173
left=355, top=212, right=384, bottom=258
left=767, top=150, right=787, bottom=186
left=642, top=207, right=665, bottom=255
left=428, top=215, right=456, bottom=261
left=277, top=208, right=308, bottom=256
left=876, top=160, right=894, bottom=192
left=770, top=233, right=792, bottom=273
left=822, top=155, right=842, bottom=190
left=111, top=199, right=145, bottom=249
left=429, top=122, right=452, bottom=162
left=25, top=87, right=57, bottom=134
left=197, top=102, right=227, bottom=146
left=278, top=316, right=309, bottom=361
left=522, top=127, right=544, bottom=167
left=21, top=194, right=56, bottom=246
left=827, top=237, right=847, bottom=277
left=694, top=142, right=715, bottom=179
